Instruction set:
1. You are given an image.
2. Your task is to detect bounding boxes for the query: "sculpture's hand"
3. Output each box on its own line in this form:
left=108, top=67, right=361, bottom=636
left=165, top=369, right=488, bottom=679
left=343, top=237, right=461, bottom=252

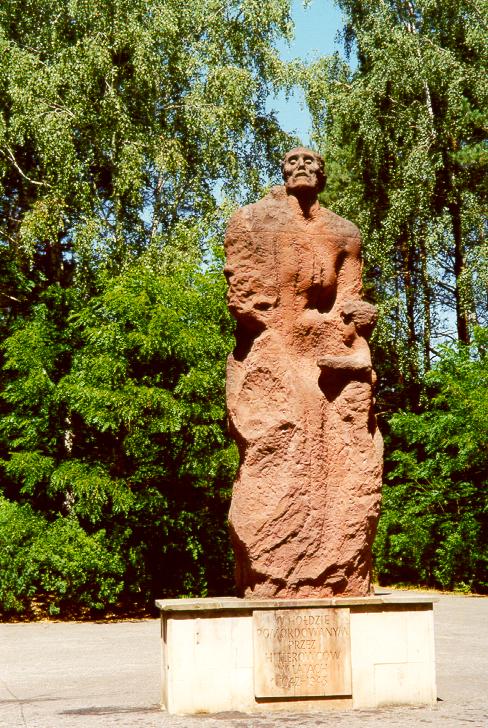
left=341, top=300, right=378, bottom=335
left=317, top=353, right=372, bottom=372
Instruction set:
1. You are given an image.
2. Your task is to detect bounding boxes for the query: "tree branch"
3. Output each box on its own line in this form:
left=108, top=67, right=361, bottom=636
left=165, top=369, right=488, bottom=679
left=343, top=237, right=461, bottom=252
left=2, top=146, right=51, bottom=187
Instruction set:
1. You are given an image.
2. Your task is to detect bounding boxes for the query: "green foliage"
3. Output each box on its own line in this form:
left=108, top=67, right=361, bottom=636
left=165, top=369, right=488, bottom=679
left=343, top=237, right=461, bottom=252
left=1, top=238, right=239, bottom=613
left=0, top=497, right=125, bottom=617
left=304, top=2, right=487, bottom=592
left=305, top=0, right=487, bottom=410
left=0, top=0, right=295, bottom=315
left=2, top=0, right=484, bottom=610
left=0, top=0, right=295, bottom=616
left=374, top=328, right=488, bottom=593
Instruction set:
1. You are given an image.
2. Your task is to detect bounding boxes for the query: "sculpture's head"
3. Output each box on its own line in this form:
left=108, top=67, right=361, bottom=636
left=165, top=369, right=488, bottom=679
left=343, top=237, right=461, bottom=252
left=281, top=147, right=326, bottom=196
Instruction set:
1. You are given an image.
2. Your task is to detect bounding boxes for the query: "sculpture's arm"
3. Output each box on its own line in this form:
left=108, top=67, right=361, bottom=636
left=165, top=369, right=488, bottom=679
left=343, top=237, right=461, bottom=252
left=337, top=233, right=377, bottom=338
left=336, top=232, right=363, bottom=303
left=224, top=209, right=277, bottom=331
left=318, top=229, right=377, bottom=374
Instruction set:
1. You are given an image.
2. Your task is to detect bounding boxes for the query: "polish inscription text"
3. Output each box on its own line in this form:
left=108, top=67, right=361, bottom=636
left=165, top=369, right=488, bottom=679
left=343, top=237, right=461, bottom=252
left=253, top=608, right=352, bottom=698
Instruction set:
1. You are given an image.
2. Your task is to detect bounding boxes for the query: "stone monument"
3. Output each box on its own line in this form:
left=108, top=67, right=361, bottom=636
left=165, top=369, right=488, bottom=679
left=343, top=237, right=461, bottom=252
left=156, top=149, right=437, bottom=716
left=224, top=147, right=383, bottom=598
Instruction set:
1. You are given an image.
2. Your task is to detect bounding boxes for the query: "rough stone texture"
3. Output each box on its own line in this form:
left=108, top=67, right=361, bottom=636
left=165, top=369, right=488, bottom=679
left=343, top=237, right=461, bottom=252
left=224, top=148, right=383, bottom=599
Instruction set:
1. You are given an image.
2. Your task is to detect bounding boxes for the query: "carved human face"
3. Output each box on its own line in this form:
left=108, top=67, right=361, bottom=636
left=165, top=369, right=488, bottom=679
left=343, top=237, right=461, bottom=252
left=282, top=148, right=324, bottom=194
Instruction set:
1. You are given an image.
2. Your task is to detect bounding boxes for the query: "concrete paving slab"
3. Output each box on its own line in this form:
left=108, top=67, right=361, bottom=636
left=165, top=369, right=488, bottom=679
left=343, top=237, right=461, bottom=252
left=1, top=591, right=487, bottom=728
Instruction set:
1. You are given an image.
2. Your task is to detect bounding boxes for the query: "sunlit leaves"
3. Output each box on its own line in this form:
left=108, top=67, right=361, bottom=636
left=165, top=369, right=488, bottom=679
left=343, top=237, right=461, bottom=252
left=374, top=328, right=488, bottom=592
left=305, top=1, right=487, bottom=593
left=305, top=0, right=487, bottom=410
left=0, top=496, right=125, bottom=615
left=0, top=0, right=295, bottom=287
left=0, top=0, right=293, bottom=615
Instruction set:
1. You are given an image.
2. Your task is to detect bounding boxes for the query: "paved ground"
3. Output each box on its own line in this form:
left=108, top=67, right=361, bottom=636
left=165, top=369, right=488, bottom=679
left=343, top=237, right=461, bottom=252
left=1, top=591, right=487, bottom=728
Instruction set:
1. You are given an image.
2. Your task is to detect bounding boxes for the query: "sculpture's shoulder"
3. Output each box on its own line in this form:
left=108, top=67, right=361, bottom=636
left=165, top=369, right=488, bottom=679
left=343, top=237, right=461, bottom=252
left=226, top=186, right=290, bottom=236
left=243, top=185, right=288, bottom=217
left=318, top=206, right=361, bottom=240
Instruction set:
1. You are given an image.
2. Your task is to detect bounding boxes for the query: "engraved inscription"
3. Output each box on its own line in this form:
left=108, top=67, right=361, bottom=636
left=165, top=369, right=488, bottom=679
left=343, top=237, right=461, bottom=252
left=253, top=608, right=352, bottom=698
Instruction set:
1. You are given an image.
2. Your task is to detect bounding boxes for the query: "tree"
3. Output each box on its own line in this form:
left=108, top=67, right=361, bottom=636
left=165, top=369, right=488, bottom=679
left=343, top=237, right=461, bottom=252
left=0, top=0, right=297, bottom=616
left=1, top=244, right=238, bottom=613
left=0, top=0, right=293, bottom=306
left=303, top=1, right=487, bottom=591
left=304, top=0, right=487, bottom=411
left=374, top=327, right=488, bottom=593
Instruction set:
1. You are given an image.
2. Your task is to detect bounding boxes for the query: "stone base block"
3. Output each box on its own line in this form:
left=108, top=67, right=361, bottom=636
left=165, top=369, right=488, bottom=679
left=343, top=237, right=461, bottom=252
left=155, top=594, right=436, bottom=715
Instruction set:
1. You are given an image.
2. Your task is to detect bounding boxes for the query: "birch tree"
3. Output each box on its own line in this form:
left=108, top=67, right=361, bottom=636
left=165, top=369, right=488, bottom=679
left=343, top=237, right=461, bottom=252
left=305, top=0, right=487, bottom=409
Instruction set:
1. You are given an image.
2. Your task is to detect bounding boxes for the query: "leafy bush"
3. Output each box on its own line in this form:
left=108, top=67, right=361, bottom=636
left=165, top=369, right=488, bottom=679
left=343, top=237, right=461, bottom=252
left=374, top=328, right=488, bottom=593
left=0, top=497, right=125, bottom=617
left=0, top=249, right=237, bottom=616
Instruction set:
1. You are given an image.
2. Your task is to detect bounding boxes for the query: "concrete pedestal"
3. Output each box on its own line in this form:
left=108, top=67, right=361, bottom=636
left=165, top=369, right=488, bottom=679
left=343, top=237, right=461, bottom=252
left=155, top=594, right=437, bottom=715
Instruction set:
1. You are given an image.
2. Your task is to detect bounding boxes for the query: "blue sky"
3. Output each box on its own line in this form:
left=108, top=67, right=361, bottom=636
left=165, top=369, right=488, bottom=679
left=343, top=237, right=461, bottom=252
left=271, top=1, right=346, bottom=144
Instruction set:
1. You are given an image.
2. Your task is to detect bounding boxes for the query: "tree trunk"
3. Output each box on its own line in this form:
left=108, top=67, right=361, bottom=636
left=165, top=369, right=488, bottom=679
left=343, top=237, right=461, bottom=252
left=400, top=230, right=421, bottom=407
left=449, top=198, right=470, bottom=344
left=419, top=230, right=432, bottom=373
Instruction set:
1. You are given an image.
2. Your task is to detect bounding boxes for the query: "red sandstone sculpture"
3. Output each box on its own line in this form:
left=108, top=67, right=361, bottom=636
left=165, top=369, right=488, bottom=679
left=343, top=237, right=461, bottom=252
left=224, top=147, right=383, bottom=598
